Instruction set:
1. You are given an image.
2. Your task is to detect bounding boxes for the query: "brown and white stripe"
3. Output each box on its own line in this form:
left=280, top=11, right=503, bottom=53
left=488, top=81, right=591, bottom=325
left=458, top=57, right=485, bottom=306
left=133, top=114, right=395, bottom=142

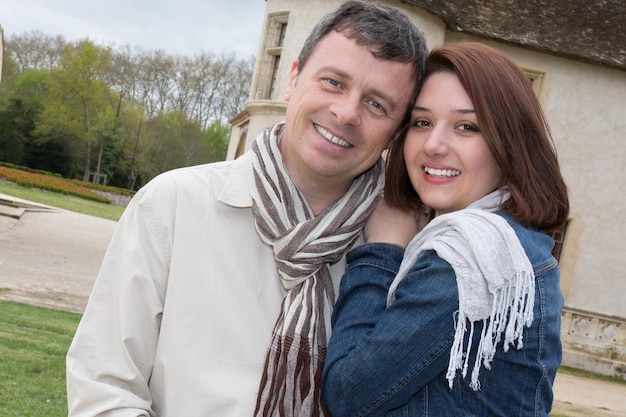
left=250, top=122, right=383, bottom=417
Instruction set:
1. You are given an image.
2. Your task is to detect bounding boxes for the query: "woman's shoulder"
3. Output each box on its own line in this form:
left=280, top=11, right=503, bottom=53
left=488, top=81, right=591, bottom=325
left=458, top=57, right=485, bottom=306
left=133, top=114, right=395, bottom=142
left=496, top=212, right=555, bottom=266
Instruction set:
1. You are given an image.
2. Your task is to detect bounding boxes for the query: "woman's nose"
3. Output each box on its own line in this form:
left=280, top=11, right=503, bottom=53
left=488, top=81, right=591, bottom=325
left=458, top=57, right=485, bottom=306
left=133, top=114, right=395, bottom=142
left=423, top=126, right=449, bottom=157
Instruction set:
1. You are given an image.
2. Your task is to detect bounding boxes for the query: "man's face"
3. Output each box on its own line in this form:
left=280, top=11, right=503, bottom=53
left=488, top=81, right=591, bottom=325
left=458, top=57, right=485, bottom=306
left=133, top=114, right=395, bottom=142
left=281, top=30, right=416, bottom=194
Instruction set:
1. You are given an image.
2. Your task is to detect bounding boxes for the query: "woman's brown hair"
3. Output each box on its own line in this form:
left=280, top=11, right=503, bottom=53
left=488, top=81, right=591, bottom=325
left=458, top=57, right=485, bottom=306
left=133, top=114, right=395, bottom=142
left=385, top=42, right=569, bottom=232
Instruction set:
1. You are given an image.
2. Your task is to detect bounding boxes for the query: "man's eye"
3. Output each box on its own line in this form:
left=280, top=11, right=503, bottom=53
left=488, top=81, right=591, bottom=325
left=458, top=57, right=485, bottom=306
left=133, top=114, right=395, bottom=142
left=367, top=100, right=383, bottom=111
left=326, top=79, right=341, bottom=88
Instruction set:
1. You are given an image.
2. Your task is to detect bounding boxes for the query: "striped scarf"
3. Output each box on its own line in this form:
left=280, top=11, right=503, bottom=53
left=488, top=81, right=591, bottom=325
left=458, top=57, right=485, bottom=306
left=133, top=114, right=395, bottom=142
left=250, top=122, right=383, bottom=417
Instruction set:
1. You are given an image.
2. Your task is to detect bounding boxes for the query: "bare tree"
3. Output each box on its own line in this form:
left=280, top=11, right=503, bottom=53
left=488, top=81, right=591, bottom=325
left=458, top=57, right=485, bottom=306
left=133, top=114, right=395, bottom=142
left=5, top=30, right=66, bottom=72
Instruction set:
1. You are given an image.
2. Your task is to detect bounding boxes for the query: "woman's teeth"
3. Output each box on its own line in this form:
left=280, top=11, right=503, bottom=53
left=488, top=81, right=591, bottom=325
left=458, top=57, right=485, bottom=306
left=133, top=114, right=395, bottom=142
left=424, top=167, right=461, bottom=178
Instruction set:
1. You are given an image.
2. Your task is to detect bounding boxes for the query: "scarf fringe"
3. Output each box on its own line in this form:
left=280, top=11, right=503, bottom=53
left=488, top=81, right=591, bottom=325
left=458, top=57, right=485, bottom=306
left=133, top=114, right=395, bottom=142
left=254, top=276, right=332, bottom=417
left=447, top=270, right=535, bottom=390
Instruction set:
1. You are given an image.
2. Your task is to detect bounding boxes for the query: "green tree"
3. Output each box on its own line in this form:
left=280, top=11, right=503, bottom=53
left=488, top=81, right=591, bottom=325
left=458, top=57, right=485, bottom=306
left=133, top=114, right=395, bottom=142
left=0, top=99, right=30, bottom=163
left=4, top=31, right=256, bottom=189
left=140, top=111, right=204, bottom=183
left=103, top=102, right=140, bottom=189
left=34, top=40, right=115, bottom=181
left=92, top=107, right=124, bottom=184
left=0, top=69, right=49, bottom=165
left=0, top=55, right=20, bottom=100
left=204, top=119, right=231, bottom=162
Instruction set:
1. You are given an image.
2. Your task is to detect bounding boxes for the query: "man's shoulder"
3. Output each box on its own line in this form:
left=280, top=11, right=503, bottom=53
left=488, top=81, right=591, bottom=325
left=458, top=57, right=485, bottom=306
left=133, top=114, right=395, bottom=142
left=165, top=158, right=239, bottom=178
left=148, top=154, right=250, bottom=189
left=128, top=151, right=258, bottom=216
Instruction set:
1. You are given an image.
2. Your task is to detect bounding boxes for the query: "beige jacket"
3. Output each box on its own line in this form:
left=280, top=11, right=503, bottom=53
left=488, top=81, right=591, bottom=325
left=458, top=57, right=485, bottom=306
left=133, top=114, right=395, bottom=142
left=66, top=150, right=348, bottom=416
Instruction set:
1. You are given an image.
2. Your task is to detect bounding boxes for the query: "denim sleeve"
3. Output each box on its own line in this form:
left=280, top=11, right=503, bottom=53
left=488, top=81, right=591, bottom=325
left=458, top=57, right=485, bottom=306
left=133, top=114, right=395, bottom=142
left=322, top=243, right=459, bottom=417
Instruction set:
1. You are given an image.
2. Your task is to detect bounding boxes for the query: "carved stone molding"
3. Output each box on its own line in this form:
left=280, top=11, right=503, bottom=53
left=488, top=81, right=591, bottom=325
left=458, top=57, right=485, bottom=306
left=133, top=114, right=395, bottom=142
left=561, top=307, right=626, bottom=379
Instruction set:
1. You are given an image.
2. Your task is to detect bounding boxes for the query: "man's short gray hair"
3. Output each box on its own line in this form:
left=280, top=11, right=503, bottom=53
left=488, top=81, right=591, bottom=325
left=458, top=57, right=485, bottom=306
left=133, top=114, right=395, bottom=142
left=297, top=0, right=428, bottom=84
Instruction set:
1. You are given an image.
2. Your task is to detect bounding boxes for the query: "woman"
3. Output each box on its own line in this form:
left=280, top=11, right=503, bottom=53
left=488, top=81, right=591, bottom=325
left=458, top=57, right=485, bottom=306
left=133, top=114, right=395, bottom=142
left=321, top=42, right=569, bottom=416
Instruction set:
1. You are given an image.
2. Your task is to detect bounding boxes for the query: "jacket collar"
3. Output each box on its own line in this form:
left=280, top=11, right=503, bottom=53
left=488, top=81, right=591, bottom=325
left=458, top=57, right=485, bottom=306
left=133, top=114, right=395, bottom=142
left=218, top=151, right=254, bottom=208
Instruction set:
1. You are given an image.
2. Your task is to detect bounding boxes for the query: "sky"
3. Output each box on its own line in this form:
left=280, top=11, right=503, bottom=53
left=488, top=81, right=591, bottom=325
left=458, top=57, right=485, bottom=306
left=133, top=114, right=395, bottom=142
left=0, top=0, right=267, bottom=58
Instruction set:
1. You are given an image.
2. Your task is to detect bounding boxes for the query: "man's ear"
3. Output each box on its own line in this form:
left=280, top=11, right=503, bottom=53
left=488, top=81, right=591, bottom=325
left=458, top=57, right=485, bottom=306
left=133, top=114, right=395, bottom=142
left=284, top=60, right=300, bottom=102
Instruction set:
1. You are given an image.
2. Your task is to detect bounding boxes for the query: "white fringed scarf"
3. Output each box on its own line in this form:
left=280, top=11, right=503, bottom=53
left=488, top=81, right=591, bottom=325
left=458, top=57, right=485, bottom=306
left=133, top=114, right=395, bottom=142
left=387, top=190, right=534, bottom=391
left=250, top=122, right=384, bottom=416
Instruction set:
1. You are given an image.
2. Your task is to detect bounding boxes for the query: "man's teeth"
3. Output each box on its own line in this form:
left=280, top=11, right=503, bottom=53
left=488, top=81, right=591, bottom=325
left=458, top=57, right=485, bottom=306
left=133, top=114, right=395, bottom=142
left=315, top=125, right=352, bottom=147
left=424, top=167, right=461, bottom=178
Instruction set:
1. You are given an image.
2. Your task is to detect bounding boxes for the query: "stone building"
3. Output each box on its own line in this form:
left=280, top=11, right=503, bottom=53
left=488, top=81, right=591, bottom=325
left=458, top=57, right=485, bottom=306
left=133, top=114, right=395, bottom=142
left=226, top=0, right=626, bottom=379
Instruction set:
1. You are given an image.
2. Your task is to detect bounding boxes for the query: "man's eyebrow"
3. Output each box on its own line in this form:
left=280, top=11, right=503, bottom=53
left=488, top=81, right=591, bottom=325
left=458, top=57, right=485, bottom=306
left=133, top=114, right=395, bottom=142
left=319, top=66, right=350, bottom=80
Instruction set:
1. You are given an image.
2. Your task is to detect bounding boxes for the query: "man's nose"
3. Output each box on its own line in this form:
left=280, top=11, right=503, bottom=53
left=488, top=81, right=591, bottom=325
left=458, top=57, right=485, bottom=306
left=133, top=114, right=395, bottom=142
left=330, top=93, right=362, bottom=126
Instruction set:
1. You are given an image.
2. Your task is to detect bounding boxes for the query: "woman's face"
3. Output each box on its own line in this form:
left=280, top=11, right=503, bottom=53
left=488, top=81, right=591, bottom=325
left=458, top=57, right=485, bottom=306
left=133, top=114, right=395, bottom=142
left=403, top=72, right=501, bottom=215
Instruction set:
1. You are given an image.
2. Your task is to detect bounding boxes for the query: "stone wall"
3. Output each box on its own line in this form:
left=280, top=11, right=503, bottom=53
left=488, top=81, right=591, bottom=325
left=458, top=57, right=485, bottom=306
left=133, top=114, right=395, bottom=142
left=562, top=308, right=626, bottom=381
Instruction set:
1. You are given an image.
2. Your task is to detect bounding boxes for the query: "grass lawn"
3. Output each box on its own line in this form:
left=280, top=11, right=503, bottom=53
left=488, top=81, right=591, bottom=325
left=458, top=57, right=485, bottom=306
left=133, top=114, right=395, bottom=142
left=0, top=301, right=81, bottom=416
left=0, top=182, right=125, bottom=221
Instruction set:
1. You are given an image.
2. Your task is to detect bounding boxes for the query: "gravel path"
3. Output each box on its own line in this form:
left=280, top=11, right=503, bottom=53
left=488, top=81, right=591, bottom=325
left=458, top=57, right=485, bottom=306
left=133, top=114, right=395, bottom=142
left=0, top=195, right=116, bottom=313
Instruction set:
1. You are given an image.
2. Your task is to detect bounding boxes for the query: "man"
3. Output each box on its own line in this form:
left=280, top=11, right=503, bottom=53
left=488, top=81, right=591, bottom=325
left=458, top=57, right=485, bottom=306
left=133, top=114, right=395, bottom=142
left=66, top=1, right=428, bottom=416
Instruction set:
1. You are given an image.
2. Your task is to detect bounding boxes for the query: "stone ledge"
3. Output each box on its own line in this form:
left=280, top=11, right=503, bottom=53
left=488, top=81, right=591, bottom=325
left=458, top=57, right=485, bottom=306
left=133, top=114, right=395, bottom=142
left=0, top=204, right=25, bottom=219
left=0, top=193, right=57, bottom=212
left=561, top=307, right=626, bottom=380
left=562, top=349, right=626, bottom=382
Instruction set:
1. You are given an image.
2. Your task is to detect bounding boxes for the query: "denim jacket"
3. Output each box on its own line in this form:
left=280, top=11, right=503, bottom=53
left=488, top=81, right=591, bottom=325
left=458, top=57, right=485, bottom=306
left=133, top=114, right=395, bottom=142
left=322, top=213, right=563, bottom=416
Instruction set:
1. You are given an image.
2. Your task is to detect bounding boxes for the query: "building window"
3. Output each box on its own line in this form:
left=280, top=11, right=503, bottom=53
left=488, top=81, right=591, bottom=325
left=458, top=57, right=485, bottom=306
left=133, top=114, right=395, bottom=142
left=522, top=67, right=546, bottom=96
left=522, top=66, right=561, bottom=259
left=235, top=126, right=249, bottom=159
left=256, top=13, right=289, bottom=100
left=550, top=220, right=569, bottom=262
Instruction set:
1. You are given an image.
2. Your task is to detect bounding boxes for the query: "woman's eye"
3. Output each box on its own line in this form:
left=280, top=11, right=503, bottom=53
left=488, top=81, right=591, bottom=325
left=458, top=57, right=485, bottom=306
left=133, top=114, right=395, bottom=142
left=458, top=123, right=479, bottom=132
left=412, top=119, right=430, bottom=128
